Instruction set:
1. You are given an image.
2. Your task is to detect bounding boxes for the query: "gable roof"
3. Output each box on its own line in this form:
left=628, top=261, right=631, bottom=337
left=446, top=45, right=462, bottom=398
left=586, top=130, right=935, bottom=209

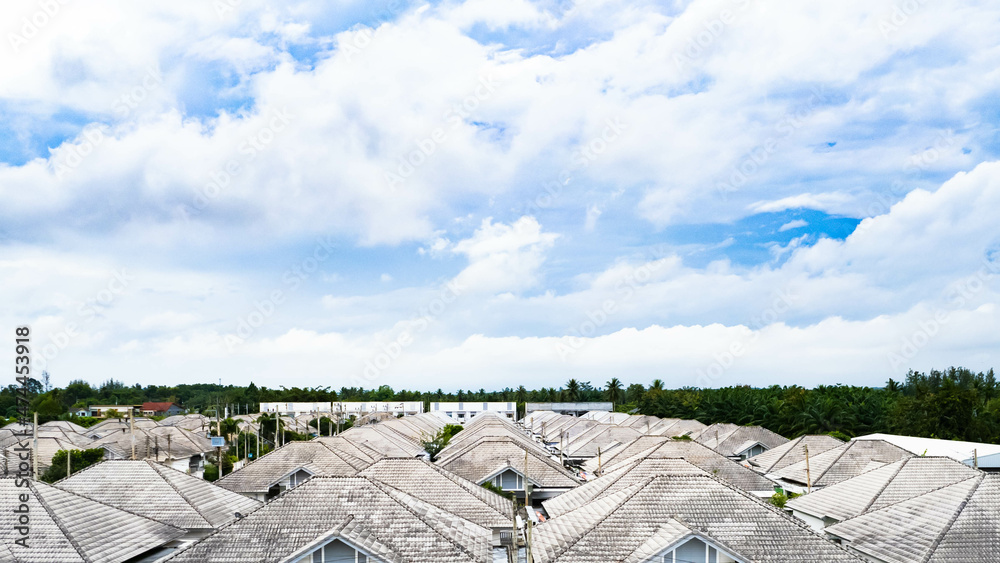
left=748, top=435, right=845, bottom=474
left=437, top=437, right=579, bottom=489
left=787, top=456, right=982, bottom=523
left=825, top=474, right=999, bottom=563
left=588, top=438, right=777, bottom=493
left=56, top=460, right=261, bottom=530
left=774, top=439, right=914, bottom=488
left=142, top=402, right=181, bottom=412
left=532, top=474, right=864, bottom=562
left=691, top=423, right=790, bottom=457
left=215, top=440, right=362, bottom=494
left=360, top=458, right=514, bottom=529
left=543, top=458, right=709, bottom=517
left=0, top=476, right=184, bottom=563
left=163, top=476, right=492, bottom=563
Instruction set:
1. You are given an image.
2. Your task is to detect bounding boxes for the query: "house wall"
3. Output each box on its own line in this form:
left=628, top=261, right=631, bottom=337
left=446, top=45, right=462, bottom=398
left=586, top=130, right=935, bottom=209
left=790, top=509, right=827, bottom=531
left=430, top=402, right=516, bottom=423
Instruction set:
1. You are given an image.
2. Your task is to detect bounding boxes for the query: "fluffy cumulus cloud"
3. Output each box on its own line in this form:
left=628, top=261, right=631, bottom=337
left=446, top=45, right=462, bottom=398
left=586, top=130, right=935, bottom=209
left=1, top=0, right=999, bottom=389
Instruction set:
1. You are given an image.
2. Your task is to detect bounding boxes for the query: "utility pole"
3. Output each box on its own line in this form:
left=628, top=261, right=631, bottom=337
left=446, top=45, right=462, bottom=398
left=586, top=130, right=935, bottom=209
left=66, top=446, right=71, bottom=479
left=217, top=411, right=224, bottom=478
left=804, top=445, right=811, bottom=494
left=525, top=448, right=533, bottom=563
left=974, top=449, right=979, bottom=470
left=597, top=447, right=602, bottom=477
left=130, top=409, right=136, bottom=460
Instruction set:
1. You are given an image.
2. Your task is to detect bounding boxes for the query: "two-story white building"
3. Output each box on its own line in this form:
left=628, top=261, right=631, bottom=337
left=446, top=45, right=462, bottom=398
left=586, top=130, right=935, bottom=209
left=259, top=402, right=424, bottom=417
left=428, top=402, right=516, bottom=424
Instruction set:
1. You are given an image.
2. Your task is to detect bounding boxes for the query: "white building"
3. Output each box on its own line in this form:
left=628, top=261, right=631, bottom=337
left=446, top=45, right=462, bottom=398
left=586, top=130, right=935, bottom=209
left=428, top=402, right=516, bottom=424
left=259, top=402, right=424, bottom=417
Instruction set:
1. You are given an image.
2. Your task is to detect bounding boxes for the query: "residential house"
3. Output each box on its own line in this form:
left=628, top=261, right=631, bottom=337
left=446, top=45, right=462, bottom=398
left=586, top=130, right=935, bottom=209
left=825, top=474, right=1000, bottom=562
left=580, top=437, right=777, bottom=495
left=57, top=460, right=261, bottom=542
left=430, top=401, right=518, bottom=424
left=747, top=434, right=845, bottom=475
left=358, top=457, right=515, bottom=546
left=163, top=476, right=495, bottom=563
left=142, top=402, right=185, bottom=416
left=772, top=439, right=914, bottom=492
left=525, top=402, right=614, bottom=416
left=785, top=456, right=981, bottom=531
left=437, top=436, right=580, bottom=502
left=852, top=433, right=1000, bottom=469
left=1, top=476, right=185, bottom=563
left=691, top=423, right=790, bottom=460
left=215, top=440, right=366, bottom=501
left=532, top=474, right=865, bottom=562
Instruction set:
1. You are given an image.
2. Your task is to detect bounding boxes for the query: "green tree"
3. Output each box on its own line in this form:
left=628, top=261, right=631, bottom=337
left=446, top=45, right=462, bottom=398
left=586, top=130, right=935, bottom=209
left=41, top=448, right=105, bottom=483
left=604, top=378, right=623, bottom=406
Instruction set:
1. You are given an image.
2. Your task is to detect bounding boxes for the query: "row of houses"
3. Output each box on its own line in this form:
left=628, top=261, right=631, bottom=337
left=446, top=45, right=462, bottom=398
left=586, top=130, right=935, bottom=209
left=2, top=407, right=997, bottom=561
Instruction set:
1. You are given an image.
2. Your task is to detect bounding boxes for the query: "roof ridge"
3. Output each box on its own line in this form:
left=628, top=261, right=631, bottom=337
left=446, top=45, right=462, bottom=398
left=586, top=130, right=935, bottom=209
left=29, top=480, right=89, bottom=560
left=146, top=460, right=214, bottom=528
left=919, top=474, right=984, bottom=563
left=761, top=435, right=802, bottom=473
left=544, top=475, right=657, bottom=561
left=369, top=478, right=488, bottom=561
left=419, top=459, right=514, bottom=519
left=812, top=439, right=855, bottom=484
left=859, top=458, right=909, bottom=514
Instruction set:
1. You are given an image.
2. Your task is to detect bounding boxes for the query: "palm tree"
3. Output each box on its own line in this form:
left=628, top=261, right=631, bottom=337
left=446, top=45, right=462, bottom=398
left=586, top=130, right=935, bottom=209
left=564, top=379, right=581, bottom=402
left=605, top=378, right=623, bottom=407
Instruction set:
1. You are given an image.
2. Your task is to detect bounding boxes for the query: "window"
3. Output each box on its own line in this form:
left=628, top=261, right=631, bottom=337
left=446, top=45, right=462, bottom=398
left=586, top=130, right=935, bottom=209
left=657, top=538, right=740, bottom=563
left=493, top=470, right=524, bottom=491
left=301, top=539, right=370, bottom=562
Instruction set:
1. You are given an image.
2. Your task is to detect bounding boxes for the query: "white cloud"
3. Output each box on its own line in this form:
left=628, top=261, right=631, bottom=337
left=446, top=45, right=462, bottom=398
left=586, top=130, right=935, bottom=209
left=778, top=219, right=809, bottom=232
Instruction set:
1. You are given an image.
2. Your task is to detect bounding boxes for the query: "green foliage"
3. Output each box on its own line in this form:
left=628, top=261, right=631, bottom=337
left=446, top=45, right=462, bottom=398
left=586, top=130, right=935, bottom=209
left=639, top=368, right=1000, bottom=443
left=769, top=491, right=789, bottom=508
left=41, top=448, right=105, bottom=483
left=421, top=426, right=462, bottom=462
left=480, top=480, right=516, bottom=501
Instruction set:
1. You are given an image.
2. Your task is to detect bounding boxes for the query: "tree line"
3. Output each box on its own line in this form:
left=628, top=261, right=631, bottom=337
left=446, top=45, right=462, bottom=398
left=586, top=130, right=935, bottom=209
left=5, top=367, right=999, bottom=443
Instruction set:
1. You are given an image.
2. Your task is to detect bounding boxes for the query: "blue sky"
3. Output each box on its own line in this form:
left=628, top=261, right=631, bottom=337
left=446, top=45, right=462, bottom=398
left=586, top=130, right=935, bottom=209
left=2, top=0, right=999, bottom=391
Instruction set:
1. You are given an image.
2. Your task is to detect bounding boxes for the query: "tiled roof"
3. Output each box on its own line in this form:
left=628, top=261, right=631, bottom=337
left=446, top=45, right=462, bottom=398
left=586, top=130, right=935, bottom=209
left=3, top=435, right=83, bottom=475
left=215, top=440, right=362, bottom=494
left=360, top=458, right=514, bottom=529
left=748, top=435, right=845, bottom=474
left=589, top=438, right=777, bottom=493
left=787, top=456, right=981, bottom=523
left=826, top=474, right=999, bottom=563
left=775, top=439, right=914, bottom=487
left=163, top=476, right=493, bottom=562
left=339, top=425, right=427, bottom=457
left=543, top=458, right=709, bottom=517
left=691, top=423, right=790, bottom=457
left=56, top=460, right=261, bottom=530
left=438, top=437, right=579, bottom=489
left=0, top=476, right=184, bottom=563
left=89, top=426, right=211, bottom=461
left=561, top=425, right=642, bottom=459
left=532, top=474, right=864, bottom=562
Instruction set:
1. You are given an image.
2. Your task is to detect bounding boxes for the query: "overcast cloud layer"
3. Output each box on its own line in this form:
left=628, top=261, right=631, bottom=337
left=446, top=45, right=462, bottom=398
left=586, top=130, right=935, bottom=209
left=2, top=0, right=999, bottom=391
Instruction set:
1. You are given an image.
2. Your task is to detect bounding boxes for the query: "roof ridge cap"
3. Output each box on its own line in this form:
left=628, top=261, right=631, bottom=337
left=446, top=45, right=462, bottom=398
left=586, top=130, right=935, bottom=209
left=370, top=478, right=487, bottom=561
left=546, top=475, right=656, bottom=561
left=30, top=480, right=90, bottom=560
left=812, top=439, right=855, bottom=484
left=918, top=473, right=984, bottom=563
left=147, top=459, right=214, bottom=527
left=762, top=435, right=802, bottom=473
left=860, top=458, right=909, bottom=513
